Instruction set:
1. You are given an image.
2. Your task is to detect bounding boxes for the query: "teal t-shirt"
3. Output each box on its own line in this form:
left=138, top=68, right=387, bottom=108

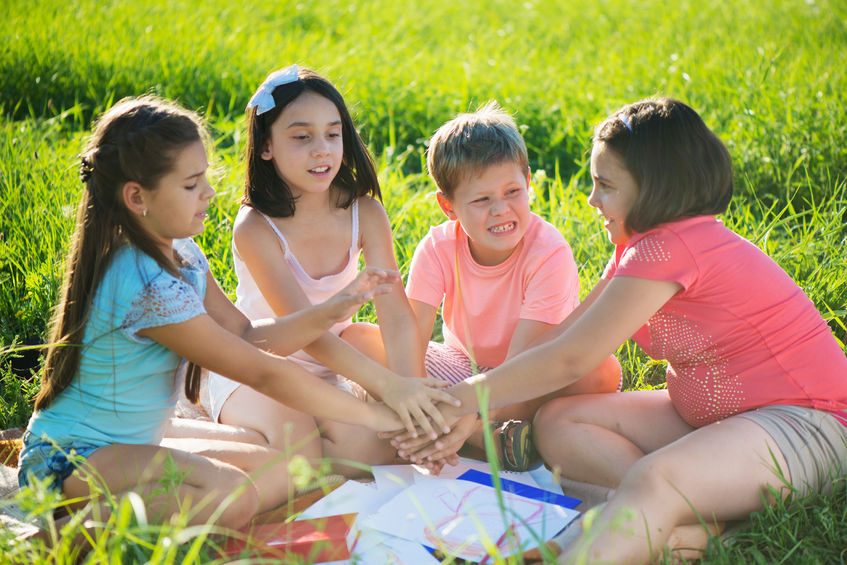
left=27, top=238, right=208, bottom=448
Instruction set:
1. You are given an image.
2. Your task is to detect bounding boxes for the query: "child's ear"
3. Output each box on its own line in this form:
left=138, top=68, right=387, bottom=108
left=260, top=138, right=273, bottom=161
left=435, top=191, right=457, bottom=220
left=122, top=181, right=147, bottom=218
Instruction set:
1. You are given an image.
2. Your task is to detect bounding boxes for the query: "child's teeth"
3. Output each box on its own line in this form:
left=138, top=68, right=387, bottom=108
left=491, top=223, right=513, bottom=233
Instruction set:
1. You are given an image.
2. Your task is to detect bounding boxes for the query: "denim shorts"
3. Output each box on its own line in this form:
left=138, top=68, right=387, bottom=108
left=17, top=431, right=103, bottom=492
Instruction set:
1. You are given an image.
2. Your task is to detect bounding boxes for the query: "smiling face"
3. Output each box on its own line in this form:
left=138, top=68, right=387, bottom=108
left=138, top=139, right=215, bottom=253
left=588, top=142, right=640, bottom=246
left=261, top=90, right=344, bottom=199
left=437, top=161, right=531, bottom=266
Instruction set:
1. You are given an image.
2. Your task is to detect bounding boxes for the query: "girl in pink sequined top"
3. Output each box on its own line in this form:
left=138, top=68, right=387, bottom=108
left=393, top=97, right=847, bottom=563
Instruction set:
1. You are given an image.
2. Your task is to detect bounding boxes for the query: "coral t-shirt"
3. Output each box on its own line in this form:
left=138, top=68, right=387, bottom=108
left=407, top=213, right=579, bottom=368
left=603, top=215, right=847, bottom=427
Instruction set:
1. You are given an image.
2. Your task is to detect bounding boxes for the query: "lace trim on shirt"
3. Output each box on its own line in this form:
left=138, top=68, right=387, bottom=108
left=121, top=276, right=206, bottom=343
left=174, top=238, right=210, bottom=273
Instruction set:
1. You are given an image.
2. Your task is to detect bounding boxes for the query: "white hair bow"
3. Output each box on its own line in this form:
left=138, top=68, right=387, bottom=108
left=246, top=64, right=300, bottom=115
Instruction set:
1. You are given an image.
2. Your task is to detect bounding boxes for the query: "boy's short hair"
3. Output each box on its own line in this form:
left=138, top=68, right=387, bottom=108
left=426, top=101, right=529, bottom=199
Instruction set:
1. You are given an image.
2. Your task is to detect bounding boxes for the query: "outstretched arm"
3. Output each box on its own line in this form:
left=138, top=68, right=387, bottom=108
left=230, top=207, right=457, bottom=437
left=447, top=275, right=680, bottom=416
left=392, top=275, right=681, bottom=454
left=138, top=314, right=403, bottom=432
left=205, top=267, right=399, bottom=354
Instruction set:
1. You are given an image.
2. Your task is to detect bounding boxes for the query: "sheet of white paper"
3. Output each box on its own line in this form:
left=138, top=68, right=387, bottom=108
left=427, top=456, right=558, bottom=491
left=348, top=525, right=441, bottom=564
left=528, top=463, right=565, bottom=496
left=297, top=480, right=379, bottom=520
left=372, top=464, right=418, bottom=490
left=362, top=478, right=578, bottom=561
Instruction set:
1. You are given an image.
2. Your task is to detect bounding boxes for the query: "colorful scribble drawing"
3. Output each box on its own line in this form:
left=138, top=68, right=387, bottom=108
left=421, top=484, right=545, bottom=560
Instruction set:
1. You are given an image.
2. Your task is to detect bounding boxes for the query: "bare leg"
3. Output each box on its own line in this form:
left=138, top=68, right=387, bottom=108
left=317, top=418, right=396, bottom=477
left=163, top=417, right=267, bottom=445
left=219, top=383, right=394, bottom=482
left=559, top=416, right=790, bottom=564
left=63, top=443, right=259, bottom=529
left=160, top=436, right=294, bottom=514
left=533, top=390, right=694, bottom=488
left=219, top=384, right=323, bottom=469
left=340, top=322, right=388, bottom=366
left=465, top=355, right=623, bottom=453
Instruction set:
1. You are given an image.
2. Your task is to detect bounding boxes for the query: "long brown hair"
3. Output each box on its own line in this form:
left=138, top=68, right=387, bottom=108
left=35, top=96, right=207, bottom=411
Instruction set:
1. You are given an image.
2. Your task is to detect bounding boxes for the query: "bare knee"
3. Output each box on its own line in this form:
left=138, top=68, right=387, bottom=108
left=534, top=395, right=584, bottom=431
left=532, top=397, right=586, bottom=463
left=212, top=466, right=260, bottom=529
left=617, top=454, right=693, bottom=522
left=340, top=322, right=386, bottom=364
left=564, top=355, right=622, bottom=395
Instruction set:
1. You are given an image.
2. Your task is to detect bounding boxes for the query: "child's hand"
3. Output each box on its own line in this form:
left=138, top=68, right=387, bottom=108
left=394, top=413, right=477, bottom=464
left=367, top=402, right=405, bottom=432
left=323, top=267, right=400, bottom=322
left=378, top=378, right=461, bottom=439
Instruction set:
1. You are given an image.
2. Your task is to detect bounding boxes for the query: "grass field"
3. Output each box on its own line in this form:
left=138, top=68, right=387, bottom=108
left=1, top=0, right=846, bottom=562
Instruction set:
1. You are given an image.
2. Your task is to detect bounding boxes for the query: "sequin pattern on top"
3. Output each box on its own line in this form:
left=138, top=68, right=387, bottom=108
left=648, top=310, right=743, bottom=426
left=627, top=235, right=671, bottom=263
left=609, top=215, right=847, bottom=429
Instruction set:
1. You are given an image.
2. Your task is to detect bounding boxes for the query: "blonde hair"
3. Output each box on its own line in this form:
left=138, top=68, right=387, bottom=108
left=426, top=101, right=528, bottom=199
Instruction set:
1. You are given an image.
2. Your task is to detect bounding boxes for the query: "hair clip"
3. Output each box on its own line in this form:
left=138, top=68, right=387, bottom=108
left=79, top=155, right=94, bottom=183
left=619, top=114, right=633, bottom=132
left=246, top=64, right=300, bottom=115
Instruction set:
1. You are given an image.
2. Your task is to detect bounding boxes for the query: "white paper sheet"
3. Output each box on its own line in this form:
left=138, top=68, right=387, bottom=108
left=361, top=477, right=578, bottom=561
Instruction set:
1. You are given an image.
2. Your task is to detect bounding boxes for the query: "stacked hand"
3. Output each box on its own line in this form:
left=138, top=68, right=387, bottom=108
left=379, top=402, right=476, bottom=474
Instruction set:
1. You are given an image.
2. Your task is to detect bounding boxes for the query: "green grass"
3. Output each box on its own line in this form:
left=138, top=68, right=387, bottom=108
left=2, top=0, right=847, bottom=562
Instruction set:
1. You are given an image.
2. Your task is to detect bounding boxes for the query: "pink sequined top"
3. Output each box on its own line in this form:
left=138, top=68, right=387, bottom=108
left=603, top=215, right=847, bottom=427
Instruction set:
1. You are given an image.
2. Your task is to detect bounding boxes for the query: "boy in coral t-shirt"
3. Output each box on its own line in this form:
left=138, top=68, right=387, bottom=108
left=403, top=102, right=621, bottom=470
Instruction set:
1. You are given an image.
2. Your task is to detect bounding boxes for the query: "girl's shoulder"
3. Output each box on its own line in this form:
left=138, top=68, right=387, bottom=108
left=97, top=244, right=182, bottom=311
left=106, top=244, right=162, bottom=287
left=355, top=196, right=391, bottom=241
left=627, top=215, right=723, bottom=249
left=233, top=205, right=277, bottom=241
left=355, top=195, right=387, bottom=219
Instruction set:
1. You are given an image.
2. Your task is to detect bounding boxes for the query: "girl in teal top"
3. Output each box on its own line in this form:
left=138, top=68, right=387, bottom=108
left=18, top=96, right=455, bottom=536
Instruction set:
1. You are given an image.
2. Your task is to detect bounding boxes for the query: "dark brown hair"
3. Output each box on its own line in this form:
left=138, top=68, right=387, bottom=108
left=594, top=97, right=733, bottom=233
left=36, top=96, right=206, bottom=410
left=243, top=67, right=380, bottom=215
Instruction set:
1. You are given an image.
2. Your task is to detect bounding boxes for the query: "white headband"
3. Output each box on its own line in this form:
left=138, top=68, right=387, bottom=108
left=246, top=64, right=299, bottom=115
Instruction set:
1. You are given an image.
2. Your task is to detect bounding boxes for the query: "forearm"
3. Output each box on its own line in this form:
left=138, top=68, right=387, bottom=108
left=248, top=354, right=376, bottom=428
left=380, top=318, right=426, bottom=378
left=303, top=331, right=397, bottom=394
left=375, top=290, right=426, bottom=378
left=449, top=340, right=585, bottom=417
left=241, top=304, right=335, bottom=355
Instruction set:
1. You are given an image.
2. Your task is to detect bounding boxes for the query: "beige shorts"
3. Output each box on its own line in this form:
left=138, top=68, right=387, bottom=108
left=734, top=405, right=847, bottom=499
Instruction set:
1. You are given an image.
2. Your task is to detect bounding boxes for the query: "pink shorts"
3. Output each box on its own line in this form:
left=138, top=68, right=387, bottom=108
left=424, top=342, right=492, bottom=385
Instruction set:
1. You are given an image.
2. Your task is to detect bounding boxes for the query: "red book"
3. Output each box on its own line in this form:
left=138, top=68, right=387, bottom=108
left=220, top=513, right=357, bottom=562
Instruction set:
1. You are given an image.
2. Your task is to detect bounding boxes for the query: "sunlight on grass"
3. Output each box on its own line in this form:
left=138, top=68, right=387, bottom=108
left=2, top=0, right=846, bottom=562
